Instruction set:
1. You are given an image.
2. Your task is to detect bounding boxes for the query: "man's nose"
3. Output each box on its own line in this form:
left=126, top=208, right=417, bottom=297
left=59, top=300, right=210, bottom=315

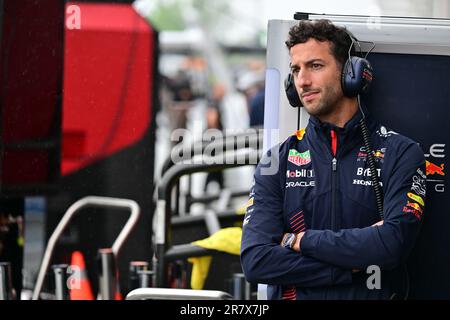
left=296, top=69, right=312, bottom=89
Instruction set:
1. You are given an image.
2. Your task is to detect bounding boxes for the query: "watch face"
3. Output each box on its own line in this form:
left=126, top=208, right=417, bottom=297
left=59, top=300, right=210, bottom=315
left=283, top=233, right=295, bottom=248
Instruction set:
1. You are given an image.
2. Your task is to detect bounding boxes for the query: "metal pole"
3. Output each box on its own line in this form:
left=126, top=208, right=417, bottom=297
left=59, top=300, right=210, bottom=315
left=98, top=248, right=116, bottom=300
left=129, top=261, right=148, bottom=292
left=0, top=262, right=14, bottom=300
left=232, top=273, right=250, bottom=300
left=137, top=270, right=154, bottom=288
left=175, top=181, right=180, bottom=216
left=52, top=264, right=69, bottom=300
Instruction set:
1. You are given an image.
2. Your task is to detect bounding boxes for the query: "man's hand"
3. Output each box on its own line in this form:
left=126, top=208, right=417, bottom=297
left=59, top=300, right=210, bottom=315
left=293, top=232, right=304, bottom=252
left=372, top=220, right=384, bottom=227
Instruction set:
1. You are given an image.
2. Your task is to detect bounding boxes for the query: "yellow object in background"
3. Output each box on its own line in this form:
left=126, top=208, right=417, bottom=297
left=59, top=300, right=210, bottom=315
left=192, top=227, right=242, bottom=255
left=187, top=256, right=212, bottom=290
left=188, top=227, right=242, bottom=289
left=235, top=205, right=246, bottom=215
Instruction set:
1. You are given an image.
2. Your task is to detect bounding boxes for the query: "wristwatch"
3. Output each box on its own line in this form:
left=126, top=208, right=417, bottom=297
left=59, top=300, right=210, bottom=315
left=282, top=233, right=297, bottom=250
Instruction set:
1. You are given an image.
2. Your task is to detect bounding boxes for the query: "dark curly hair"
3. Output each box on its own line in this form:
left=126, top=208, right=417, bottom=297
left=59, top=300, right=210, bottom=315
left=285, top=19, right=355, bottom=68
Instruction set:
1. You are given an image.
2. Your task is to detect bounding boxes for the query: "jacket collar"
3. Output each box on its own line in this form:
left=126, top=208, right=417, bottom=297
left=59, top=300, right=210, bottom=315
left=308, top=105, right=365, bottom=132
left=306, top=106, right=376, bottom=156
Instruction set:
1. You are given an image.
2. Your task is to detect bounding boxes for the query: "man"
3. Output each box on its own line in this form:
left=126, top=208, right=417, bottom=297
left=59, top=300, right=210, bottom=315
left=240, top=19, right=426, bottom=299
left=249, top=84, right=265, bottom=128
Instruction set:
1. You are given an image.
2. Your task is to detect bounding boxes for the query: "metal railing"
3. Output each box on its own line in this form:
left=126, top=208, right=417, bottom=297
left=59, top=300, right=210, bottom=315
left=126, top=287, right=233, bottom=300
left=32, top=196, right=140, bottom=300
left=159, top=129, right=263, bottom=216
left=154, top=148, right=261, bottom=288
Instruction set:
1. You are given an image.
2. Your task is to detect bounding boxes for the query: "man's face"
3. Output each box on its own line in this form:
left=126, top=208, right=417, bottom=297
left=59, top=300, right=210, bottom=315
left=290, top=39, right=343, bottom=118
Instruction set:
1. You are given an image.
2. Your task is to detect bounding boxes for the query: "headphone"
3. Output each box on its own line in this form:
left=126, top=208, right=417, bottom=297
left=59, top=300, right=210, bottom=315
left=284, top=32, right=374, bottom=108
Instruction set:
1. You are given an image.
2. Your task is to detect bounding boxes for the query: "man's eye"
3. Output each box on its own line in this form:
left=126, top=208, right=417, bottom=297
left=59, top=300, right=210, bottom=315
left=292, top=69, right=299, bottom=75
left=312, top=64, right=322, bottom=70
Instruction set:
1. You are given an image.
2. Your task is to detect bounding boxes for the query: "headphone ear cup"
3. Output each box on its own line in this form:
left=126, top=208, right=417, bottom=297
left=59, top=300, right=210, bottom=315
left=341, top=57, right=373, bottom=97
left=284, top=73, right=303, bottom=108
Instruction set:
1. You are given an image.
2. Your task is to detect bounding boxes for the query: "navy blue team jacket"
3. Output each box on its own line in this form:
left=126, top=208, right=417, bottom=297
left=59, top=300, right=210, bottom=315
left=240, top=111, right=426, bottom=299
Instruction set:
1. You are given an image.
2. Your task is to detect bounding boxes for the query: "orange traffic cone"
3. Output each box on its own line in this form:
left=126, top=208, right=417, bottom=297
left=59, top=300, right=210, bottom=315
left=69, top=251, right=95, bottom=300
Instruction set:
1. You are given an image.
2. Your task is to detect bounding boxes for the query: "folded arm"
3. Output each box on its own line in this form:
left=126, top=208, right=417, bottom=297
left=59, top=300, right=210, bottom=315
left=298, top=143, right=426, bottom=270
left=241, top=147, right=353, bottom=287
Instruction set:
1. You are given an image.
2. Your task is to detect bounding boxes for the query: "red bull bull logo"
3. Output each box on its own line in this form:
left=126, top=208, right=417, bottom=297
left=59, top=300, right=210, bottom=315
left=426, top=160, right=445, bottom=176
left=374, top=151, right=384, bottom=159
left=357, top=148, right=385, bottom=162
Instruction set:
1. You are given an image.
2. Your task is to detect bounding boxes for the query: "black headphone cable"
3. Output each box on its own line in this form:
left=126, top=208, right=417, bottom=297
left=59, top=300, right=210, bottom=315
left=358, top=95, right=410, bottom=300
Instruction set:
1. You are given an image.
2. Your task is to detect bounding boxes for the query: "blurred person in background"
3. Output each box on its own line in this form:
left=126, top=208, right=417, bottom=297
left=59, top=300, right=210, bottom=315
left=164, top=71, right=195, bottom=132
left=237, top=69, right=265, bottom=128
left=203, top=83, right=225, bottom=192
left=249, top=83, right=265, bottom=128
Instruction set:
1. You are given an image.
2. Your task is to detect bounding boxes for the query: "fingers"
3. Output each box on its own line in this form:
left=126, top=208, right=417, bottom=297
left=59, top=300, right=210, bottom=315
left=372, top=220, right=384, bottom=227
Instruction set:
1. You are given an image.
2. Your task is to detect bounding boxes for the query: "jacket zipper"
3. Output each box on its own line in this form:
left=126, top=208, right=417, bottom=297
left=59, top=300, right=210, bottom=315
left=331, top=130, right=337, bottom=231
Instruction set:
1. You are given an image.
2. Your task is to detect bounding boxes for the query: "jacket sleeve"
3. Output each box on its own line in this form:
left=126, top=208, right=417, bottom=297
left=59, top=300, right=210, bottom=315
left=240, top=144, right=353, bottom=287
left=300, top=142, right=426, bottom=270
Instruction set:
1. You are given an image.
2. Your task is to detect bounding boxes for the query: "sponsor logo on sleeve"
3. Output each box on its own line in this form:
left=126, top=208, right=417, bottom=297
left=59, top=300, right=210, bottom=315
left=403, top=168, right=427, bottom=220
left=411, top=175, right=426, bottom=197
left=376, top=126, right=398, bottom=138
left=243, top=215, right=251, bottom=226
left=406, top=201, right=423, bottom=214
left=417, top=168, right=426, bottom=179
left=244, top=197, right=255, bottom=216
left=402, top=207, right=422, bottom=220
left=407, top=192, right=424, bottom=206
